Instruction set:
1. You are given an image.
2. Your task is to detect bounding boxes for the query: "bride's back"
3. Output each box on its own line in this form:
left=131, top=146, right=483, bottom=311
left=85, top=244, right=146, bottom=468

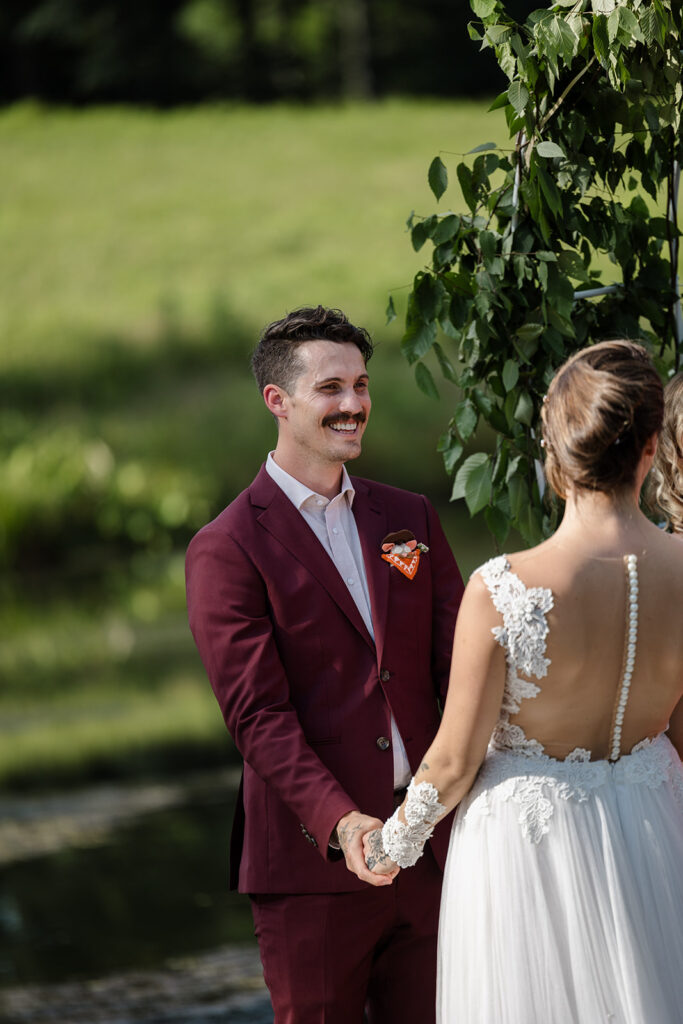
left=505, top=528, right=683, bottom=761
left=498, top=340, right=682, bottom=762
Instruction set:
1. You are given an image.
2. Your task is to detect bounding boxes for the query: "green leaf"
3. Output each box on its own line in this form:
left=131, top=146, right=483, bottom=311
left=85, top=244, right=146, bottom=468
left=516, top=322, right=544, bottom=341
left=415, top=274, right=443, bottom=322
left=514, top=389, right=534, bottom=426
left=640, top=5, right=658, bottom=46
left=508, top=81, right=529, bottom=116
left=411, top=221, right=430, bottom=252
left=479, top=230, right=498, bottom=267
left=454, top=398, right=478, bottom=440
left=433, top=214, right=461, bottom=244
left=485, top=504, right=510, bottom=547
left=456, top=163, right=477, bottom=212
left=557, top=250, right=588, bottom=281
left=443, top=439, right=464, bottom=474
left=428, top=156, right=448, bottom=201
left=592, top=14, right=610, bottom=66
left=502, top=359, right=519, bottom=392
left=537, top=167, right=563, bottom=217
left=385, top=295, right=397, bottom=325
left=451, top=453, right=493, bottom=515
left=472, top=387, right=492, bottom=416
left=467, top=141, right=498, bottom=154
left=607, top=7, right=620, bottom=44
left=616, top=5, right=644, bottom=44
left=516, top=503, right=544, bottom=546
left=505, top=454, right=523, bottom=484
left=415, top=361, right=440, bottom=400
left=649, top=217, right=677, bottom=240
left=488, top=92, right=509, bottom=111
left=536, top=141, right=565, bottom=159
left=470, top=0, right=497, bottom=15
left=433, top=341, right=458, bottom=383
left=507, top=474, right=528, bottom=520
left=401, top=319, right=437, bottom=365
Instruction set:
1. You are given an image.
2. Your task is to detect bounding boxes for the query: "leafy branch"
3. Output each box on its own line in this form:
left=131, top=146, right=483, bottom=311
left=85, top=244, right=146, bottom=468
left=393, top=0, right=683, bottom=548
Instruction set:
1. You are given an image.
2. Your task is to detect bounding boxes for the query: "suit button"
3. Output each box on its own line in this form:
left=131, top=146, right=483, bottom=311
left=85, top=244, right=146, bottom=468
left=376, top=736, right=391, bottom=751
left=380, top=669, right=391, bottom=683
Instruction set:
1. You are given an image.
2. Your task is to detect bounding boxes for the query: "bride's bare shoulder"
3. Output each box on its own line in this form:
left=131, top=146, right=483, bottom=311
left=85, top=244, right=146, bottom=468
left=502, top=537, right=555, bottom=574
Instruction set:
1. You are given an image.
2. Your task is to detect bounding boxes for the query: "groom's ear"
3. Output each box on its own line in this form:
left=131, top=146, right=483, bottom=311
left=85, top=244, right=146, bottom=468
left=263, top=383, right=288, bottom=422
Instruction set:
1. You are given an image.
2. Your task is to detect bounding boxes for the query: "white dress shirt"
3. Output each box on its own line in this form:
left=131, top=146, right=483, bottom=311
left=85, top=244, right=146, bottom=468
left=266, top=452, right=411, bottom=788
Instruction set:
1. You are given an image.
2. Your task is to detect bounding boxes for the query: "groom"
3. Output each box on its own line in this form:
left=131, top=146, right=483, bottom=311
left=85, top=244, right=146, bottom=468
left=185, top=306, right=464, bottom=1023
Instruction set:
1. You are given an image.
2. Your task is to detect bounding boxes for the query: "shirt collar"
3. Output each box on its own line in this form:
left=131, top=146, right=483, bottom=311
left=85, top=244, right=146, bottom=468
left=266, top=452, right=355, bottom=510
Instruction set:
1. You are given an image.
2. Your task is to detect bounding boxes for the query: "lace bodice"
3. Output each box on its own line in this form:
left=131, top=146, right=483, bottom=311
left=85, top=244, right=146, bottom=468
left=477, top=554, right=640, bottom=762
left=477, top=555, right=560, bottom=758
left=467, top=555, right=683, bottom=844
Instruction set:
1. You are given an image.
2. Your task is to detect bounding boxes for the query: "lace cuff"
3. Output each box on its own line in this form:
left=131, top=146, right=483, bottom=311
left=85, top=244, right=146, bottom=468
left=381, top=779, right=446, bottom=868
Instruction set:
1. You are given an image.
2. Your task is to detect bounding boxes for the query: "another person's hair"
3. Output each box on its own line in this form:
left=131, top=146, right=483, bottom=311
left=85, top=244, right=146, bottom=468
left=650, top=372, right=683, bottom=533
left=251, top=305, right=374, bottom=392
left=540, top=340, right=663, bottom=498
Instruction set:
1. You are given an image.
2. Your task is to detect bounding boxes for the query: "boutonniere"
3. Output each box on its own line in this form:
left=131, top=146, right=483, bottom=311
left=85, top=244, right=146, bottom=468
left=381, top=530, right=429, bottom=580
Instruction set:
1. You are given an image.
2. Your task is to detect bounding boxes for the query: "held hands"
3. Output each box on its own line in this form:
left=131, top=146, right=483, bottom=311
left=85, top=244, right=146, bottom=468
left=336, top=811, right=399, bottom=886
left=363, top=828, right=399, bottom=877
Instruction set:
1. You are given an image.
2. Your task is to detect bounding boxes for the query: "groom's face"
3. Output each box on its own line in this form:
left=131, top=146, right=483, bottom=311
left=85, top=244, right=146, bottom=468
left=281, top=339, right=371, bottom=466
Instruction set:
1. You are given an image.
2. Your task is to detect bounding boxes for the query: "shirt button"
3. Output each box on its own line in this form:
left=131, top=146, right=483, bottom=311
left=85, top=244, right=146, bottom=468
left=380, top=669, right=391, bottom=683
left=316, top=499, right=324, bottom=506
left=347, top=577, right=354, bottom=585
left=376, top=736, right=391, bottom=751
left=332, top=527, right=339, bottom=535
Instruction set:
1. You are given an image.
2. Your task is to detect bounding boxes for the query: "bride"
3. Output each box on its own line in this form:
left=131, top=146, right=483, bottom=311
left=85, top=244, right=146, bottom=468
left=365, top=341, right=683, bottom=1023
left=651, top=371, right=683, bottom=537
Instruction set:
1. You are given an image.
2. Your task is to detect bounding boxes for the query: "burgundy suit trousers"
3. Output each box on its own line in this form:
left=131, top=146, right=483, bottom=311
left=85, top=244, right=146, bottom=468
left=250, top=848, right=442, bottom=1024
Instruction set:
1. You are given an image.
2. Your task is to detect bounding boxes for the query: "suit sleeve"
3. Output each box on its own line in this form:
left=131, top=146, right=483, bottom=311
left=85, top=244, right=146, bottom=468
left=422, top=497, right=465, bottom=707
left=186, top=526, right=358, bottom=858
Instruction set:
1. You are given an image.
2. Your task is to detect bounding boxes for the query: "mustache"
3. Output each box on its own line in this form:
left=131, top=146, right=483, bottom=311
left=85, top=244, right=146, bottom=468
left=322, top=413, right=367, bottom=427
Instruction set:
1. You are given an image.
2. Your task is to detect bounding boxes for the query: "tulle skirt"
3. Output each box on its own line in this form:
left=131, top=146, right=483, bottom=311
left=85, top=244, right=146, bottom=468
left=437, top=734, right=683, bottom=1024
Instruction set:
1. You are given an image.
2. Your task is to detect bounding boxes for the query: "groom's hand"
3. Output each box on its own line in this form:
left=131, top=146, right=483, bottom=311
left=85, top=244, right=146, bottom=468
left=336, top=811, right=396, bottom=886
left=363, top=828, right=399, bottom=877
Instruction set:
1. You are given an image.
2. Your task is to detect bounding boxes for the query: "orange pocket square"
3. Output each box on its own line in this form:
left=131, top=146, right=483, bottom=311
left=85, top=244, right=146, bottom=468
left=381, top=549, right=421, bottom=579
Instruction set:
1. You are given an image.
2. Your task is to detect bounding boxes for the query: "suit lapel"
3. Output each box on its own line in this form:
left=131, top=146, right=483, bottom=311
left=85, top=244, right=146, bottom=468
left=250, top=466, right=375, bottom=650
left=351, top=478, right=389, bottom=669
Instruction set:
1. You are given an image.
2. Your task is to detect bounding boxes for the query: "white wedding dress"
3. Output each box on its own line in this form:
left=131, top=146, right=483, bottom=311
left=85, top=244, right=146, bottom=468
left=438, top=556, right=683, bottom=1024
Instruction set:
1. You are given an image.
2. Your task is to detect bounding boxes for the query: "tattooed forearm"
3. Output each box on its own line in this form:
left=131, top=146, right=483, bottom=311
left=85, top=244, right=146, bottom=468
left=364, top=829, right=391, bottom=871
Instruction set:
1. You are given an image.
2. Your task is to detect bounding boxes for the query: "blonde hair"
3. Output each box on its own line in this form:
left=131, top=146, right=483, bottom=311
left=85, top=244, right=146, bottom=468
left=540, top=340, right=663, bottom=499
left=650, top=372, right=683, bottom=533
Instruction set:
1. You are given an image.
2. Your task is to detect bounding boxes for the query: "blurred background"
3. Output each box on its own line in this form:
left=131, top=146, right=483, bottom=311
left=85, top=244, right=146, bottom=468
left=0, top=2, right=536, bottom=1020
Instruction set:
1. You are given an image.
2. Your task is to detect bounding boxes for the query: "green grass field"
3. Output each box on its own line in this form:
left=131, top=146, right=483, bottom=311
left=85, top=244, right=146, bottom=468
left=0, top=99, right=512, bottom=789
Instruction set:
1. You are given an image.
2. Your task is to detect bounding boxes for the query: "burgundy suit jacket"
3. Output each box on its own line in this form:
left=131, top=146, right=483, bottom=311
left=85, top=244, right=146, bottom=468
left=185, top=465, right=464, bottom=893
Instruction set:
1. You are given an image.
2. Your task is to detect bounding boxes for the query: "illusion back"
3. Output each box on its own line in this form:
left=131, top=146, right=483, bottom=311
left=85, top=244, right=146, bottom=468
left=478, top=546, right=683, bottom=764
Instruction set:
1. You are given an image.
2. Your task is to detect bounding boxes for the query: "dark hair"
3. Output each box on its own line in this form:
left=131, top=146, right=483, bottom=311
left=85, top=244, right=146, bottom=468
left=650, top=372, right=683, bottom=532
left=540, top=340, right=663, bottom=498
left=251, top=305, right=374, bottom=392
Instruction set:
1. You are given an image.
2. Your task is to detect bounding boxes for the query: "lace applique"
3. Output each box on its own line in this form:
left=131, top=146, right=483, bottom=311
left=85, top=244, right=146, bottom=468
left=465, top=734, right=682, bottom=843
left=468, top=557, right=683, bottom=842
left=381, top=780, right=446, bottom=868
left=476, top=556, right=554, bottom=756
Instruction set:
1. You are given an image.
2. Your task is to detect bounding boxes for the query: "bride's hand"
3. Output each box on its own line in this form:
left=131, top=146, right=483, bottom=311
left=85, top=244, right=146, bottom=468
left=363, top=828, right=400, bottom=878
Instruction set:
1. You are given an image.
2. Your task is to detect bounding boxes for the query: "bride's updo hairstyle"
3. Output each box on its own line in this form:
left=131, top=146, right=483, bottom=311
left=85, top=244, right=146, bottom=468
left=540, top=340, right=663, bottom=499
left=650, top=372, right=683, bottom=533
